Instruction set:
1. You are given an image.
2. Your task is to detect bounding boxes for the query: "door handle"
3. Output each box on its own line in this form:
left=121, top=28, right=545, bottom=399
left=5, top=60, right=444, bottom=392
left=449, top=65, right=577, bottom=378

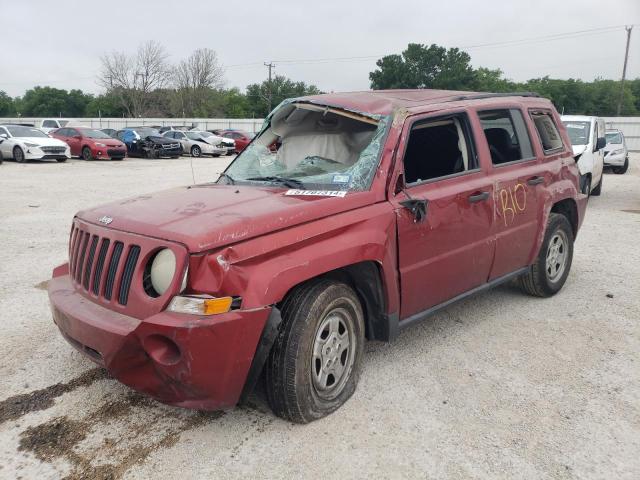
left=468, top=191, right=489, bottom=203
left=527, top=176, right=544, bottom=186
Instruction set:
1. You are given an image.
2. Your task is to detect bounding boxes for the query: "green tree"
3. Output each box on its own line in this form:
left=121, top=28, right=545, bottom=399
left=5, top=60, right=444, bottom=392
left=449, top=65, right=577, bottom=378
left=19, top=86, right=93, bottom=117
left=246, top=75, right=321, bottom=117
left=0, top=91, right=14, bottom=116
left=85, top=92, right=128, bottom=117
left=369, top=43, right=476, bottom=90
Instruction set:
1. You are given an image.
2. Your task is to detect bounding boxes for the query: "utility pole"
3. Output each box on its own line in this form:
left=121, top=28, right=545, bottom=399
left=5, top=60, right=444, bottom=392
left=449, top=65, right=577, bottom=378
left=616, top=25, right=633, bottom=116
left=264, top=62, right=275, bottom=111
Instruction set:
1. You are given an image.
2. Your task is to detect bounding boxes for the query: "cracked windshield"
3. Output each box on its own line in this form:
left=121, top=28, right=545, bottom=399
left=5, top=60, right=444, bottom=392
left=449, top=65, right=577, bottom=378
left=221, top=103, right=389, bottom=191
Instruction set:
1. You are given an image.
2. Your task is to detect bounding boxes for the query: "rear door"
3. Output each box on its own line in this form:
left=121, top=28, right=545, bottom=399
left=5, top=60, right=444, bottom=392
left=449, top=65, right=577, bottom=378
left=474, top=107, right=544, bottom=279
left=391, top=111, right=496, bottom=319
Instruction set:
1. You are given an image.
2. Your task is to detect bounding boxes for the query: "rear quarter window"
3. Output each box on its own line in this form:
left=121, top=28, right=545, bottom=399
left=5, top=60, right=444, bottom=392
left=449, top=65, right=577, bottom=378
left=530, top=112, right=564, bottom=153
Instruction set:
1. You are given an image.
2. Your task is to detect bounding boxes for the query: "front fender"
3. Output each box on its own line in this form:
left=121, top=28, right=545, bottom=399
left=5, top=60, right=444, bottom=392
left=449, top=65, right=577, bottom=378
left=189, top=201, right=399, bottom=314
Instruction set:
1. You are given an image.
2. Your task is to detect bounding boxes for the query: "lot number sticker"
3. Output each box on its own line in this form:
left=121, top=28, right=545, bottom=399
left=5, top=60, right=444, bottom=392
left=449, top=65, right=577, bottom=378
left=285, top=189, right=347, bottom=197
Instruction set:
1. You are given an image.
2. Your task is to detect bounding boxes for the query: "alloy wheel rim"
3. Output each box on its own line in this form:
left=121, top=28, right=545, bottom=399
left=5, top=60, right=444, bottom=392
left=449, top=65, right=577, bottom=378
left=311, top=307, right=355, bottom=400
left=546, top=230, right=568, bottom=282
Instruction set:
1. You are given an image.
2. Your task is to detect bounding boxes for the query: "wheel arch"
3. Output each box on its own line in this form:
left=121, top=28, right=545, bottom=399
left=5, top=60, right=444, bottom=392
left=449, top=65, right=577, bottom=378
left=550, top=198, right=578, bottom=238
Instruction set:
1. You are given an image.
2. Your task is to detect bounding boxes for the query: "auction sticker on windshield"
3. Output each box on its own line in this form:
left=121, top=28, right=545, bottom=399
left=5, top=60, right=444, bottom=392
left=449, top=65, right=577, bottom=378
left=285, top=190, right=347, bottom=197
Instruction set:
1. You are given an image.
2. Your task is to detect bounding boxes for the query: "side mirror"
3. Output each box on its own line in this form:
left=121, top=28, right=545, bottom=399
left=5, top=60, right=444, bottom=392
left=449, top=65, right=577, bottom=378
left=595, top=137, right=606, bottom=150
left=0, top=133, right=7, bottom=139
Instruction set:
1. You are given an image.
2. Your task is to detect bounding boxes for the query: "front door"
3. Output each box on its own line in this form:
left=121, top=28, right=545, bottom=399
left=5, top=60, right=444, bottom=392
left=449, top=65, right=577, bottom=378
left=66, top=128, right=82, bottom=156
left=391, top=112, right=496, bottom=319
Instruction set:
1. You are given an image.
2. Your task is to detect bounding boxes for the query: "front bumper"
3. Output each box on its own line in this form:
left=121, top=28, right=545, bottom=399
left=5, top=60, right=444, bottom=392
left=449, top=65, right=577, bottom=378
left=25, top=147, right=70, bottom=160
left=93, top=147, right=127, bottom=160
left=604, top=152, right=627, bottom=166
left=48, top=265, right=270, bottom=410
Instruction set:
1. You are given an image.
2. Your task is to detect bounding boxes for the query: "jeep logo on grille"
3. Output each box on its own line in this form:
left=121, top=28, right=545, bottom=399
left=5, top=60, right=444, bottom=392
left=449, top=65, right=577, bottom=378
left=98, top=215, right=113, bottom=225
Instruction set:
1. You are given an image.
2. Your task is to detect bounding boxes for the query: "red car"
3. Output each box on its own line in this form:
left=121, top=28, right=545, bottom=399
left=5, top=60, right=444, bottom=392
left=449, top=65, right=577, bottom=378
left=51, top=127, right=127, bottom=160
left=49, top=90, right=587, bottom=423
left=218, top=129, right=254, bottom=153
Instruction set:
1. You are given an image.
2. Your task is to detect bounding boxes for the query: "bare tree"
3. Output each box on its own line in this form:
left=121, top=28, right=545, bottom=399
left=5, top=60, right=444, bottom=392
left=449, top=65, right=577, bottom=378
left=173, top=48, right=225, bottom=116
left=99, top=40, right=170, bottom=117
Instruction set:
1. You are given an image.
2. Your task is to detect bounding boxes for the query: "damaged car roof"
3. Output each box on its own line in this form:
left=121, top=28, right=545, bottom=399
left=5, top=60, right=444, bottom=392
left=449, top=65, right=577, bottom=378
left=294, top=89, right=542, bottom=116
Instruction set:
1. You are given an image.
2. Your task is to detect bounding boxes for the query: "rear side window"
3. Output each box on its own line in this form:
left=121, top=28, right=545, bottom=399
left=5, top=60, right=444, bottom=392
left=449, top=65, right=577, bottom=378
left=403, top=114, right=477, bottom=185
left=478, top=109, right=534, bottom=165
left=531, top=112, right=564, bottom=153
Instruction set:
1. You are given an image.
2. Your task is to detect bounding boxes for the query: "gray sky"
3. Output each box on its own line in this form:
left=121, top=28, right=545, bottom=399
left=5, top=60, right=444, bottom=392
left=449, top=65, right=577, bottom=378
left=1, top=0, right=639, bottom=97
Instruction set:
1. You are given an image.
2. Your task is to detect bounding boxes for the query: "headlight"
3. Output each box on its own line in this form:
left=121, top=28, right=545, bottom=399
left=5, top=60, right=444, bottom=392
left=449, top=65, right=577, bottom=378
left=24, top=142, right=39, bottom=147
left=147, top=248, right=178, bottom=296
left=96, top=143, right=106, bottom=147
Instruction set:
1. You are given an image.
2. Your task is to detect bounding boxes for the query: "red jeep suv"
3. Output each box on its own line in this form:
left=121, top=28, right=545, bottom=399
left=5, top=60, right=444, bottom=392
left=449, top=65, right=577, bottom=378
left=48, top=90, right=587, bottom=423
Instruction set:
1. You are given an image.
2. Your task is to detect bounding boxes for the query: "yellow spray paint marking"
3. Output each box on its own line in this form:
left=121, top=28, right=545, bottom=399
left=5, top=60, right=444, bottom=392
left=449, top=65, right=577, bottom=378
left=498, top=183, right=527, bottom=226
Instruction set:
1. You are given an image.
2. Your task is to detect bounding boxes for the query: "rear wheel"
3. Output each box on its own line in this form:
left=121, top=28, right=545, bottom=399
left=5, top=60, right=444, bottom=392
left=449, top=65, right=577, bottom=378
left=266, top=279, right=364, bottom=423
left=612, top=158, right=629, bottom=174
left=13, top=146, right=25, bottom=163
left=190, top=145, right=201, bottom=157
left=519, top=213, right=574, bottom=297
left=82, top=147, right=93, bottom=161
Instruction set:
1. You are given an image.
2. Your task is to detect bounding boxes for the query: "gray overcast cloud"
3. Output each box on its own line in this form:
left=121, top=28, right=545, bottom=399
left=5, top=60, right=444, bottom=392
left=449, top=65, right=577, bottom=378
left=1, top=0, right=639, bottom=97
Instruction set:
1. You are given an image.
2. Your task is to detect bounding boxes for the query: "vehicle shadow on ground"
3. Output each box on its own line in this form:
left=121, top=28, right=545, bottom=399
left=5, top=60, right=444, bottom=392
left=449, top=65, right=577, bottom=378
left=4, top=283, right=521, bottom=479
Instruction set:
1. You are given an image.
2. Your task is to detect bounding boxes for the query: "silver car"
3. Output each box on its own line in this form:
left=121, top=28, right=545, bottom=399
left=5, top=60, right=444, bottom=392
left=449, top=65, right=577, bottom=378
left=163, top=130, right=226, bottom=157
left=604, top=129, right=629, bottom=174
left=193, top=131, right=235, bottom=155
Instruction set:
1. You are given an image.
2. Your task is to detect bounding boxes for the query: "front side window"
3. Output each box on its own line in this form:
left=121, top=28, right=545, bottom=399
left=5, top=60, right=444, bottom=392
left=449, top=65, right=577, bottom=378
left=531, top=112, right=564, bottom=153
left=222, top=103, right=389, bottom=191
left=402, top=114, right=476, bottom=185
left=478, top=109, right=534, bottom=165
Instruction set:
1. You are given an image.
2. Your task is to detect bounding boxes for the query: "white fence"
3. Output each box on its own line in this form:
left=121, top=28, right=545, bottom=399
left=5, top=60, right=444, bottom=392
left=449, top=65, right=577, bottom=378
left=2, top=115, right=638, bottom=150
left=0, top=117, right=265, bottom=133
left=603, top=117, right=640, bottom=152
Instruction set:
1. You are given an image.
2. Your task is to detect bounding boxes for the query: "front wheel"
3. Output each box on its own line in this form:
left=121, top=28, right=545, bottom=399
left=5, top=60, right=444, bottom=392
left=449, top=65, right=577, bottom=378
left=13, top=146, right=25, bottom=163
left=82, top=147, right=93, bottom=161
left=190, top=145, right=201, bottom=157
left=612, top=158, right=629, bottom=174
left=591, top=174, right=603, bottom=196
left=519, top=213, right=574, bottom=297
left=266, top=279, right=365, bottom=423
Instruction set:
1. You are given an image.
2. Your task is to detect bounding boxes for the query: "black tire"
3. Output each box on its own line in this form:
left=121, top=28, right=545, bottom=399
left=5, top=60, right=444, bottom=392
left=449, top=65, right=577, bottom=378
left=266, top=279, right=365, bottom=423
left=519, top=213, right=574, bottom=297
left=612, top=158, right=629, bottom=175
left=82, top=147, right=93, bottom=161
left=190, top=145, right=201, bottom=157
left=13, top=146, right=25, bottom=163
left=56, top=158, right=67, bottom=163
left=591, top=174, right=602, bottom=196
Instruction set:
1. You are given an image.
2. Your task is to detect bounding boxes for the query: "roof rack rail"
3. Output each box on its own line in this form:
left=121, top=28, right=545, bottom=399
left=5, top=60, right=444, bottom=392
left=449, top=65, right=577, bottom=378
left=450, top=92, right=541, bottom=102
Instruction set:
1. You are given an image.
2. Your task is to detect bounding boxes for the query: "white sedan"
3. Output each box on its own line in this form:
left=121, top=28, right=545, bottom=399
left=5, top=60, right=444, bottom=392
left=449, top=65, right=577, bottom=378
left=0, top=125, right=71, bottom=162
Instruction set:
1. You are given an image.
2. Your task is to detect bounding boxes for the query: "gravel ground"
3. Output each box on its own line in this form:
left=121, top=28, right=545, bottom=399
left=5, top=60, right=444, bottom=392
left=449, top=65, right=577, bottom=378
left=0, top=153, right=638, bottom=480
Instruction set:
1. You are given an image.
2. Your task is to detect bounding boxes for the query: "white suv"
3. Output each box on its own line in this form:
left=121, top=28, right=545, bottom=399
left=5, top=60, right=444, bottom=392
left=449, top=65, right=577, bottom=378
left=604, top=129, right=629, bottom=174
left=561, top=115, right=605, bottom=196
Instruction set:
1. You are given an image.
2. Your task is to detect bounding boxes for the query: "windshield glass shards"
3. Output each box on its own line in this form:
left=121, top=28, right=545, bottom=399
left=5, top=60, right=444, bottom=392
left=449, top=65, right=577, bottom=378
left=221, top=102, right=389, bottom=191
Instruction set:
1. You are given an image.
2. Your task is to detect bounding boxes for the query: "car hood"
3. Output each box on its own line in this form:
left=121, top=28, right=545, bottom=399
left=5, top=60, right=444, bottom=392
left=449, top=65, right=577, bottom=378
left=18, top=137, right=68, bottom=147
left=146, top=136, right=176, bottom=144
left=572, top=145, right=588, bottom=156
left=77, top=185, right=369, bottom=253
left=90, top=139, right=125, bottom=147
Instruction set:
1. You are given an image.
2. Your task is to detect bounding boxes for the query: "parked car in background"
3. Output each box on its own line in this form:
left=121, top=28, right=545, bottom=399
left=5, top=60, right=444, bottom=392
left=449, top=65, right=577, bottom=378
left=51, top=127, right=127, bottom=160
left=116, top=127, right=182, bottom=158
left=604, top=129, right=629, bottom=174
left=39, top=119, right=71, bottom=133
left=163, top=130, right=226, bottom=157
left=101, top=128, right=118, bottom=138
left=0, top=124, right=70, bottom=162
left=49, top=90, right=587, bottom=423
left=561, top=115, right=605, bottom=196
left=192, top=130, right=234, bottom=155
left=218, top=129, right=255, bottom=153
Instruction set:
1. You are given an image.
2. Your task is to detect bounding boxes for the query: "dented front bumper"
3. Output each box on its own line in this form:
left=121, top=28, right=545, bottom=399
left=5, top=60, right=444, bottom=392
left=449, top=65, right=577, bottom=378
left=48, top=265, right=270, bottom=410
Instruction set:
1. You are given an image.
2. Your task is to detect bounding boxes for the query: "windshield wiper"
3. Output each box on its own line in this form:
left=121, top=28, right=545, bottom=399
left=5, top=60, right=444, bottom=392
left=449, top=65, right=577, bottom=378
left=218, top=172, right=235, bottom=184
left=245, top=176, right=305, bottom=189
